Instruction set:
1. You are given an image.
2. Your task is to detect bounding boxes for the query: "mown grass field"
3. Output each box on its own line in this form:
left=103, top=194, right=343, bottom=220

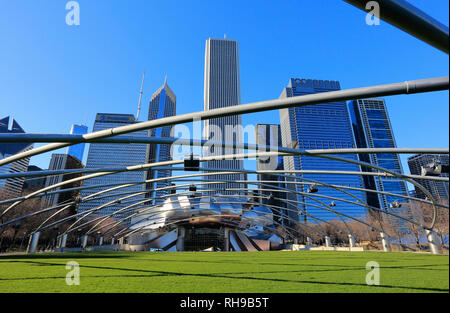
left=0, top=251, right=448, bottom=293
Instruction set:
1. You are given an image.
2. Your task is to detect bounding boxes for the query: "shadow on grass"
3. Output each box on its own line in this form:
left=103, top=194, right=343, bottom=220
left=1, top=260, right=447, bottom=293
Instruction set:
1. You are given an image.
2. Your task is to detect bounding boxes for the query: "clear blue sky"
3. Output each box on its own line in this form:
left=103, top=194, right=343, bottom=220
left=0, top=0, right=448, bottom=178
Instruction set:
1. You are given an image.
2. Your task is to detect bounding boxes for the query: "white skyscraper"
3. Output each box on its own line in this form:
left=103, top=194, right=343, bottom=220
left=203, top=38, right=244, bottom=195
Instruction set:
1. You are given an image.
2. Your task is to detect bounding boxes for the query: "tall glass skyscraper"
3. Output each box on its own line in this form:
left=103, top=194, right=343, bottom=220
left=279, top=78, right=366, bottom=222
left=255, top=124, right=287, bottom=224
left=146, top=78, right=176, bottom=203
left=203, top=38, right=244, bottom=195
left=78, top=113, right=148, bottom=219
left=0, top=116, right=33, bottom=197
left=67, top=124, right=88, bottom=162
left=349, top=98, right=409, bottom=207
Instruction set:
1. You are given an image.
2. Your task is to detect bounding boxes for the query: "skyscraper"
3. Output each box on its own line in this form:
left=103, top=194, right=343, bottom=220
left=408, top=154, right=449, bottom=201
left=67, top=124, right=88, bottom=162
left=203, top=38, right=244, bottom=195
left=349, top=98, right=409, bottom=210
left=255, top=124, right=288, bottom=225
left=146, top=78, right=176, bottom=203
left=42, top=153, right=84, bottom=207
left=279, top=78, right=366, bottom=222
left=349, top=98, right=411, bottom=231
left=0, top=116, right=33, bottom=198
left=77, top=113, right=148, bottom=219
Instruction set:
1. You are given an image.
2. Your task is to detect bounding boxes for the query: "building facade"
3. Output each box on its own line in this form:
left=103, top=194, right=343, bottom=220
left=0, top=116, right=33, bottom=198
left=146, top=78, right=176, bottom=204
left=408, top=154, right=449, bottom=202
left=22, top=165, right=46, bottom=192
left=349, top=99, right=409, bottom=207
left=77, top=113, right=148, bottom=219
left=42, top=154, right=84, bottom=207
left=203, top=38, right=244, bottom=195
left=279, top=78, right=366, bottom=222
left=255, top=124, right=288, bottom=225
left=67, top=124, right=88, bottom=162
left=349, top=98, right=411, bottom=231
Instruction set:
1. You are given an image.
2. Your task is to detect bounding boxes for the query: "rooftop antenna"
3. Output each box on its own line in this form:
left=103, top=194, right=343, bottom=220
left=136, top=71, right=145, bottom=120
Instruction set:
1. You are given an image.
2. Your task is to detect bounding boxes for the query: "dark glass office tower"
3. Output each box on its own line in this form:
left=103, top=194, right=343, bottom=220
left=349, top=98, right=408, bottom=205
left=203, top=38, right=244, bottom=195
left=279, top=79, right=366, bottom=222
left=146, top=78, right=176, bottom=203
left=349, top=98, right=411, bottom=231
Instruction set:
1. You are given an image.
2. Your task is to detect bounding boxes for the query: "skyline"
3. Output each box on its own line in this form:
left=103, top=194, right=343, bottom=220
left=0, top=0, right=448, bottom=176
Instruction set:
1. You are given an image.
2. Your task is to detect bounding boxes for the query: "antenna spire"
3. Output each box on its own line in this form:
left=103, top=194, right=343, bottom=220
left=136, top=71, right=145, bottom=121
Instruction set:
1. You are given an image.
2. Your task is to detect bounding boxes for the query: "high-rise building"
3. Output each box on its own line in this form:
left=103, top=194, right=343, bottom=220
left=349, top=98, right=409, bottom=208
left=42, top=154, right=84, bottom=207
left=67, top=124, right=88, bottom=162
left=408, top=154, right=449, bottom=202
left=349, top=98, right=411, bottom=230
left=0, top=116, right=33, bottom=198
left=279, top=78, right=366, bottom=222
left=77, top=113, right=148, bottom=219
left=255, top=124, right=288, bottom=225
left=146, top=78, right=176, bottom=203
left=203, top=38, right=244, bottom=195
left=22, top=165, right=46, bottom=192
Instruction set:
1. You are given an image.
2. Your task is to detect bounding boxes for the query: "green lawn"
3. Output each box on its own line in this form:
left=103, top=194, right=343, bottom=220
left=0, top=251, right=448, bottom=293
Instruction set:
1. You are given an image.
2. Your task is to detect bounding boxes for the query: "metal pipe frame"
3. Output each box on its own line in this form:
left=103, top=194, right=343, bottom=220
left=0, top=77, right=447, bottom=168
left=1, top=162, right=444, bottom=237
left=0, top=2, right=448, bottom=250
left=343, top=0, right=449, bottom=54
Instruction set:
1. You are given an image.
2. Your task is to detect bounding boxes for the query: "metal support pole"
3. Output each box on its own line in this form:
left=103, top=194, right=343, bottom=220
left=81, top=235, right=88, bottom=249
left=325, top=236, right=331, bottom=247
left=176, top=226, right=185, bottom=251
left=380, top=232, right=390, bottom=252
left=60, top=234, right=67, bottom=248
left=348, top=234, right=355, bottom=248
left=118, top=237, right=124, bottom=245
left=306, top=237, right=312, bottom=247
left=343, top=0, right=450, bottom=54
left=28, top=232, right=40, bottom=253
left=98, top=236, right=103, bottom=246
left=426, top=229, right=442, bottom=255
left=111, top=237, right=115, bottom=245
left=224, top=227, right=230, bottom=252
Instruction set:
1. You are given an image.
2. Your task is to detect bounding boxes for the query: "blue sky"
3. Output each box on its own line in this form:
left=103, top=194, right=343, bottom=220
left=0, top=0, right=448, bottom=179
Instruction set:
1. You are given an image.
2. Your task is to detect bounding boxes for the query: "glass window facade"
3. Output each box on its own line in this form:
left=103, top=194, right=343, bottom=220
left=147, top=80, right=177, bottom=204
left=279, top=79, right=367, bottom=223
left=349, top=98, right=410, bottom=231
left=77, top=114, right=148, bottom=220
left=67, top=124, right=88, bottom=163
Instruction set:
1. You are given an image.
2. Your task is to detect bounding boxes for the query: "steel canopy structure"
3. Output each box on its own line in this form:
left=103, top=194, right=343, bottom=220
left=0, top=0, right=449, bottom=254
